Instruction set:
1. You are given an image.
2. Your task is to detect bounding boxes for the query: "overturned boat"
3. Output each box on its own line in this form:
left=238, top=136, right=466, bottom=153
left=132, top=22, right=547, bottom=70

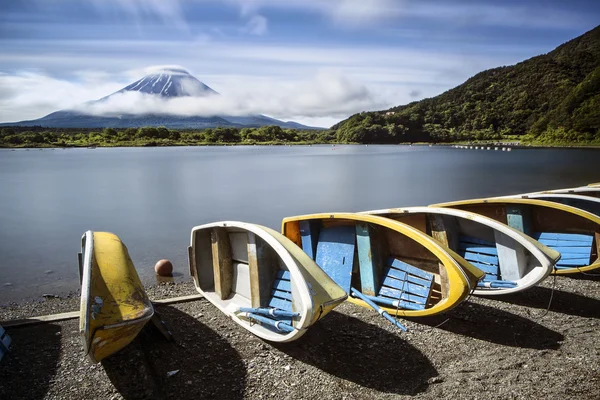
left=362, top=207, right=559, bottom=295
left=281, top=213, right=482, bottom=319
left=188, top=221, right=347, bottom=342
left=433, top=198, right=600, bottom=274
left=78, top=231, right=154, bottom=363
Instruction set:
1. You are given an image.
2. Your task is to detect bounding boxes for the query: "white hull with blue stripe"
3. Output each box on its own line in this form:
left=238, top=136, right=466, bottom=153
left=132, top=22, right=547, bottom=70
left=362, top=207, right=560, bottom=296
left=188, top=221, right=347, bottom=342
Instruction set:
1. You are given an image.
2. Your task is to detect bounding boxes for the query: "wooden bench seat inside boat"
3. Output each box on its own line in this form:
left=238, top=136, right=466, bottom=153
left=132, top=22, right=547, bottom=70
left=376, top=258, right=434, bottom=310
left=268, top=270, right=293, bottom=311
left=205, top=227, right=297, bottom=331
left=458, top=235, right=518, bottom=288
left=532, top=232, right=594, bottom=270
left=300, top=221, right=435, bottom=311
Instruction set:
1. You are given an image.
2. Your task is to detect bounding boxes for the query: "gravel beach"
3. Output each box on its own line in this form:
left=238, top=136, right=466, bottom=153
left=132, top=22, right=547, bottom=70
left=1, top=275, right=599, bottom=399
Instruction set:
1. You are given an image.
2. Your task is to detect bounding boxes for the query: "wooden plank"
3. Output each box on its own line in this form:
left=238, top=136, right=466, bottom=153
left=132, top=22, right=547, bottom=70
left=467, top=261, right=501, bottom=277
left=268, top=296, right=293, bottom=311
left=383, top=267, right=432, bottom=287
left=299, top=220, right=320, bottom=260
left=271, top=289, right=292, bottom=301
left=247, top=233, right=279, bottom=308
left=153, top=294, right=205, bottom=304
left=277, top=270, right=291, bottom=280
left=459, top=243, right=498, bottom=256
left=506, top=205, right=532, bottom=235
left=356, top=222, right=383, bottom=297
left=315, top=225, right=356, bottom=292
left=461, top=251, right=499, bottom=266
left=548, top=246, right=594, bottom=254
left=378, top=287, right=428, bottom=304
left=381, top=276, right=430, bottom=298
left=534, top=238, right=594, bottom=248
left=534, top=232, right=594, bottom=242
left=460, top=235, right=496, bottom=247
left=211, top=227, right=233, bottom=300
left=594, top=232, right=600, bottom=261
left=495, top=230, right=528, bottom=281
left=1, top=294, right=204, bottom=328
left=388, top=258, right=434, bottom=280
left=556, top=258, right=593, bottom=266
left=559, top=252, right=593, bottom=259
left=428, top=214, right=449, bottom=246
left=272, top=278, right=292, bottom=292
left=188, top=246, right=197, bottom=280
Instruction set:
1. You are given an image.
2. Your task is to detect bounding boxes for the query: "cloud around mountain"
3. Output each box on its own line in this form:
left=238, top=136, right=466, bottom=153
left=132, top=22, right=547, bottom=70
left=0, top=66, right=386, bottom=124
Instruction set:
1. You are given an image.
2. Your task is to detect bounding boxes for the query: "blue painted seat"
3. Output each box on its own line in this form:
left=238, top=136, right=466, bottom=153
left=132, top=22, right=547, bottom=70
left=0, top=324, right=11, bottom=362
left=301, top=221, right=435, bottom=310
left=371, top=258, right=435, bottom=311
left=241, top=270, right=297, bottom=333
left=532, top=232, right=594, bottom=270
left=268, top=270, right=293, bottom=311
left=458, top=235, right=517, bottom=288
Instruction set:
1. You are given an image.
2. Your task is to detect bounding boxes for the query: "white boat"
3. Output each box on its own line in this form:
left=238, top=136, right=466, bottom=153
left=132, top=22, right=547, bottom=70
left=361, top=207, right=559, bottom=295
left=432, top=198, right=600, bottom=274
left=536, top=186, right=600, bottom=199
left=500, top=193, right=600, bottom=217
left=188, top=221, right=347, bottom=342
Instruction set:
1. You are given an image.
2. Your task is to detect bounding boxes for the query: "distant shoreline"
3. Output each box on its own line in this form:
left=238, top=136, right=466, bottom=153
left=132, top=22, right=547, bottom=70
left=3, top=142, right=600, bottom=150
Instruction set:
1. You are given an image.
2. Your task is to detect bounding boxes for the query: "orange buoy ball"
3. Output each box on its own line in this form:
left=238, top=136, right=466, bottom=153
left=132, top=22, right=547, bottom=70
left=155, top=259, right=173, bottom=276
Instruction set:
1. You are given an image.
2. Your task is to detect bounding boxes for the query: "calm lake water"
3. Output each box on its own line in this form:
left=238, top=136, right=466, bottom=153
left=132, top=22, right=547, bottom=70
left=1, top=145, right=599, bottom=303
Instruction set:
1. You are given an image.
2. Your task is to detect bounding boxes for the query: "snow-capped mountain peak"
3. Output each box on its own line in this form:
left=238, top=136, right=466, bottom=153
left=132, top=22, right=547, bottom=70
left=117, top=67, right=218, bottom=98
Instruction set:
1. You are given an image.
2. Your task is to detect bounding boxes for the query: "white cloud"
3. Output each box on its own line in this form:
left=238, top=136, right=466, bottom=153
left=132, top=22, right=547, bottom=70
left=0, top=71, right=122, bottom=122
left=243, top=14, right=268, bottom=36
left=0, top=68, right=390, bottom=125
left=90, top=0, right=189, bottom=32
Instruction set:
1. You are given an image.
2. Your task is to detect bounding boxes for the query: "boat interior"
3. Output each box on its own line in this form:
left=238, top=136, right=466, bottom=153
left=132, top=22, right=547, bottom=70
left=283, top=218, right=449, bottom=311
left=371, top=211, right=546, bottom=289
left=443, top=202, right=600, bottom=271
left=190, top=226, right=300, bottom=333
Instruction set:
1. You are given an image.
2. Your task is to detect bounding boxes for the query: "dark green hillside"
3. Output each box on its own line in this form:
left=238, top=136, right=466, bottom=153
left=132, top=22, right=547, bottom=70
left=334, top=25, right=600, bottom=145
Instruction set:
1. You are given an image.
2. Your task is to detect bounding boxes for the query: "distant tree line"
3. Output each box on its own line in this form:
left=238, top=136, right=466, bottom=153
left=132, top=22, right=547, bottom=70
left=0, top=125, right=338, bottom=148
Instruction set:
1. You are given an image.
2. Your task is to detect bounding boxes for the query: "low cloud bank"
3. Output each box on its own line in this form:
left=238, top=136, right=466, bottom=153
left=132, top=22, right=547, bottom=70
left=1, top=69, right=389, bottom=123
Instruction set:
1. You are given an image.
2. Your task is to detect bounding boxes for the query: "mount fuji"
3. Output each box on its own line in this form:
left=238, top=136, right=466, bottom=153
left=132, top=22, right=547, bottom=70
left=2, top=67, right=319, bottom=129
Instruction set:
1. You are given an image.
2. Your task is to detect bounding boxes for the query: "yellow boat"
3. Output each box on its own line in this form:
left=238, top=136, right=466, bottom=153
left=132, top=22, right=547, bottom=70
left=362, top=207, right=559, bottom=295
left=433, top=198, right=600, bottom=274
left=78, top=231, right=154, bottom=363
left=188, top=221, right=347, bottom=342
left=281, top=213, right=482, bottom=318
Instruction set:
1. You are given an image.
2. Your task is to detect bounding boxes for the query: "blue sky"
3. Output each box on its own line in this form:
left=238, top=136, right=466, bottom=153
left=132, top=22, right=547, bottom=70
left=1, top=0, right=599, bottom=127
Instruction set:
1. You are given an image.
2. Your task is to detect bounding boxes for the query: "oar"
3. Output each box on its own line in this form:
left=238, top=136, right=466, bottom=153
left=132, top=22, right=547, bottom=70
left=238, top=307, right=300, bottom=318
left=477, top=280, right=518, bottom=288
left=242, top=312, right=295, bottom=333
left=350, top=288, right=407, bottom=331
left=361, top=294, right=423, bottom=311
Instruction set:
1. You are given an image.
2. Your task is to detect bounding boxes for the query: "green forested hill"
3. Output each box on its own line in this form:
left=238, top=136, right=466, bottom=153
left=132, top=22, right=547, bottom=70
left=334, top=25, right=600, bottom=145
